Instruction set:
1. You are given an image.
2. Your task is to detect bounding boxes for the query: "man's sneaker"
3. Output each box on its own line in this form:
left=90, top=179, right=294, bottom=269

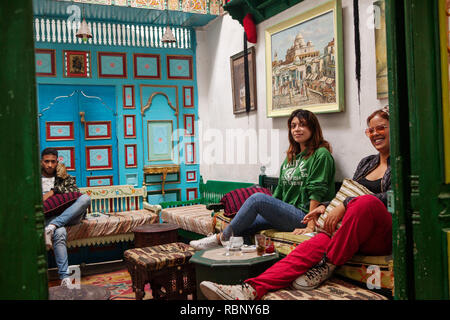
left=292, top=258, right=336, bottom=290
left=189, top=233, right=220, bottom=251
left=60, top=277, right=73, bottom=288
left=44, top=226, right=55, bottom=250
left=200, top=281, right=257, bottom=300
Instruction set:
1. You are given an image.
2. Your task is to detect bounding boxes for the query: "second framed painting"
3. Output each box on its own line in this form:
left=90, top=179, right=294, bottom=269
left=265, top=0, right=344, bottom=117
left=230, top=46, right=257, bottom=114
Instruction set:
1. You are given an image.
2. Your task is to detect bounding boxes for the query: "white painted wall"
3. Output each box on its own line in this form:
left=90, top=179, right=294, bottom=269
left=195, top=0, right=388, bottom=183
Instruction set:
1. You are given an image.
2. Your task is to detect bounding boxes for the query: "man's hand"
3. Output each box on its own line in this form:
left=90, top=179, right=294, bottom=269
left=323, top=204, right=346, bottom=235
left=43, top=190, right=54, bottom=201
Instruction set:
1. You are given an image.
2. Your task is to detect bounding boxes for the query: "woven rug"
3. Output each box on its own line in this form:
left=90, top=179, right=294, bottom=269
left=49, top=269, right=153, bottom=300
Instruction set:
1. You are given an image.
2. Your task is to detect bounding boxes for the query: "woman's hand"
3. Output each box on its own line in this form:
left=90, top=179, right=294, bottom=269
left=292, top=227, right=314, bottom=235
left=323, top=204, right=346, bottom=235
left=302, top=205, right=326, bottom=225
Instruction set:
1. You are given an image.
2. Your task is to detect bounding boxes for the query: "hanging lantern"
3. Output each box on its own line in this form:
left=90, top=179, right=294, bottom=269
left=161, top=25, right=176, bottom=44
left=76, top=18, right=92, bottom=43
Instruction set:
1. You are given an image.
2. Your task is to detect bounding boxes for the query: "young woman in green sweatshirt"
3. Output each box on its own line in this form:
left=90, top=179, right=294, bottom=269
left=190, top=109, right=335, bottom=250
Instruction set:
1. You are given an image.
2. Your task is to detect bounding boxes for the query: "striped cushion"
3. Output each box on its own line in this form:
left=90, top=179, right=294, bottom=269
left=220, top=187, right=272, bottom=218
left=66, top=209, right=158, bottom=242
left=43, top=192, right=82, bottom=218
left=316, top=179, right=373, bottom=236
left=261, top=277, right=388, bottom=300
left=161, top=204, right=214, bottom=236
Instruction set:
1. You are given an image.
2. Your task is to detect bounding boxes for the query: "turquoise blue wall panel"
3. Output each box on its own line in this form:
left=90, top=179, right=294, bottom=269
left=35, top=34, right=200, bottom=199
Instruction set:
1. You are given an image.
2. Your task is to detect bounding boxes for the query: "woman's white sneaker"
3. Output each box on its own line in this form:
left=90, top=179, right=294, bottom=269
left=189, top=233, right=220, bottom=250
left=200, top=281, right=257, bottom=300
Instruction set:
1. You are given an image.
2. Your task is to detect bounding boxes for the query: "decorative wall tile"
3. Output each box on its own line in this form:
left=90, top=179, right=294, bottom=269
left=125, top=144, right=137, bottom=168
left=86, top=145, right=112, bottom=170
left=123, top=85, right=135, bottom=109
left=46, top=122, right=74, bottom=141
left=98, top=52, right=127, bottom=78
left=167, top=55, right=193, bottom=80
left=87, top=176, right=113, bottom=187
left=186, top=170, right=197, bottom=182
left=124, top=115, right=136, bottom=138
left=55, top=147, right=75, bottom=171
left=184, top=114, right=195, bottom=136
left=85, top=121, right=111, bottom=140
left=134, top=53, right=161, bottom=79
left=35, top=49, right=56, bottom=77
left=147, top=120, right=173, bottom=161
left=183, top=86, right=194, bottom=108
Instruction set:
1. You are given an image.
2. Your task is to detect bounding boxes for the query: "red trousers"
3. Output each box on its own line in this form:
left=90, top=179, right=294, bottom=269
left=245, top=195, right=392, bottom=299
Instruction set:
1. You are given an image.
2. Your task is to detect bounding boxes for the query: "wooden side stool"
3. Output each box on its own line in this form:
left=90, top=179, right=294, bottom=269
left=124, top=242, right=196, bottom=300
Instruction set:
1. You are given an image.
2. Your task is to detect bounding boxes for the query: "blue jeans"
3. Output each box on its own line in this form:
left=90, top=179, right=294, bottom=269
left=223, top=193, right=307, bottom=243
left=45, top=194, right=91, bottom=279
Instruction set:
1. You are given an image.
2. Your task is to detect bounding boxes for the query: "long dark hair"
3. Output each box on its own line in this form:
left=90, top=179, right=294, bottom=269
left=287, top=109, right=331, bottom=163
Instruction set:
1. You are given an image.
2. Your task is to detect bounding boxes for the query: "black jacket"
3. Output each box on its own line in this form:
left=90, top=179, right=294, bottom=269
left=343, top=154, right=391, bottom=208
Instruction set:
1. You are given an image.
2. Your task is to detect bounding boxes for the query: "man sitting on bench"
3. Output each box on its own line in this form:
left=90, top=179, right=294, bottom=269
left=41, top=148, right=91, bottom=287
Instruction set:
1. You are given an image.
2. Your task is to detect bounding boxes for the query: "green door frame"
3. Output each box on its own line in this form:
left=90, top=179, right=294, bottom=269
left=0, top=0, right=48, bottom=299
left=387, top=0, right=450, bottom=299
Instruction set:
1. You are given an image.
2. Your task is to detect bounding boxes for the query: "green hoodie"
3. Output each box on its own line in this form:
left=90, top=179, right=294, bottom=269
left=272, top=147, right=335, bottom=213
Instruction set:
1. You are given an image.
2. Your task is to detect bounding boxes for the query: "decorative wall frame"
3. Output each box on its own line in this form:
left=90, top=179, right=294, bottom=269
left=125, top=144, right=138, bottom=168
left=123, top=85, right=135, bottom=109
left=54, top=147, right=75, bottom=171
left=133, top=53, right=161, bottom=79
left=167, top=55, right=193, bottom=80
left=186, top=187, right=198, bottom=200
left=35, top=49, right=56, bottom=77
left=186, top=170, right=197, bottom=182
left=97, top=52, right=127, bottom=78
left=374, top=0, right=388, bottom=100
left=265, top=0, right=344, bottom=116
left=46, top=121, right=74, bottom=141
left=63, top=50, right=91, bottom=78
left=85, top=121, right=112, bottom=140
left=439, top=0, right=450, bottom=183
left=182, top=86, right=194, bottom=108
left=87, top=176, right=113, bottom=187
left=147, top=120, right=174, bottom=161
left=184, top=114, right=195, bottom=136
left=230, top=46, right=257, bottom=114
left=124, top=115, right=136, bottom=138
left=185, top=142, right=196, bottom=164
left=86, top=145, right=113, bottom=170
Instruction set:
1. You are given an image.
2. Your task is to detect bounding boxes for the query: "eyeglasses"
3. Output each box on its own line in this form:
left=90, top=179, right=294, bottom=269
left=365, top=125, right=388, bottom=136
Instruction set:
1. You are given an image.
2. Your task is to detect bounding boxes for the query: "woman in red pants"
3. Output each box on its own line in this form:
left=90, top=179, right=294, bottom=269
left=200, top=106, right=392, bottom=300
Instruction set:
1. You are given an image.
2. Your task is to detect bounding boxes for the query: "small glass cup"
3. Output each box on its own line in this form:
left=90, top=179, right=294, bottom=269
left=220, top=228, right=233, bottom=257
left=255, top=234, right=266, bottom=256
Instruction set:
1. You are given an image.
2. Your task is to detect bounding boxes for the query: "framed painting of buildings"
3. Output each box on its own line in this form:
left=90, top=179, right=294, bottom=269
left=230, top=46, right=257, bottom=114
left=265, top=0, right=344, bottom=117
left=374, top=0, right=388, bottom=100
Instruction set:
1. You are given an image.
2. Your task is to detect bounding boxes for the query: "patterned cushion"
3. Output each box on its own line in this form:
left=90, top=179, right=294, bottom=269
left=161, top=204, right=214, bottom=236
left=66, top=209, right=158, bottom=242
left=220, top=187, right=272, bottom=218
left=316, top=179, right=373, bottom=236
left=124, top=242, right=195, bottom=271
left=261, top=277, right=388, bottom=300
left=43, top=192, right=82, bottom=218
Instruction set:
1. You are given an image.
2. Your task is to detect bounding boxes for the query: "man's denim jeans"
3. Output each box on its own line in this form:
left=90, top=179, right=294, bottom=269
left=45, top=194, right=91, bottom=279
left=223, top=193, right=307, bottom=242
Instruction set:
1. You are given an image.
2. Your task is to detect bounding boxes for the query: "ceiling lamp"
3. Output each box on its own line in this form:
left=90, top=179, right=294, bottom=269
left=161, top=9, right=176, bottom=44
left=76, top=7, right=92, bottom=43
left=162, top=25, right=177, bottom=44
